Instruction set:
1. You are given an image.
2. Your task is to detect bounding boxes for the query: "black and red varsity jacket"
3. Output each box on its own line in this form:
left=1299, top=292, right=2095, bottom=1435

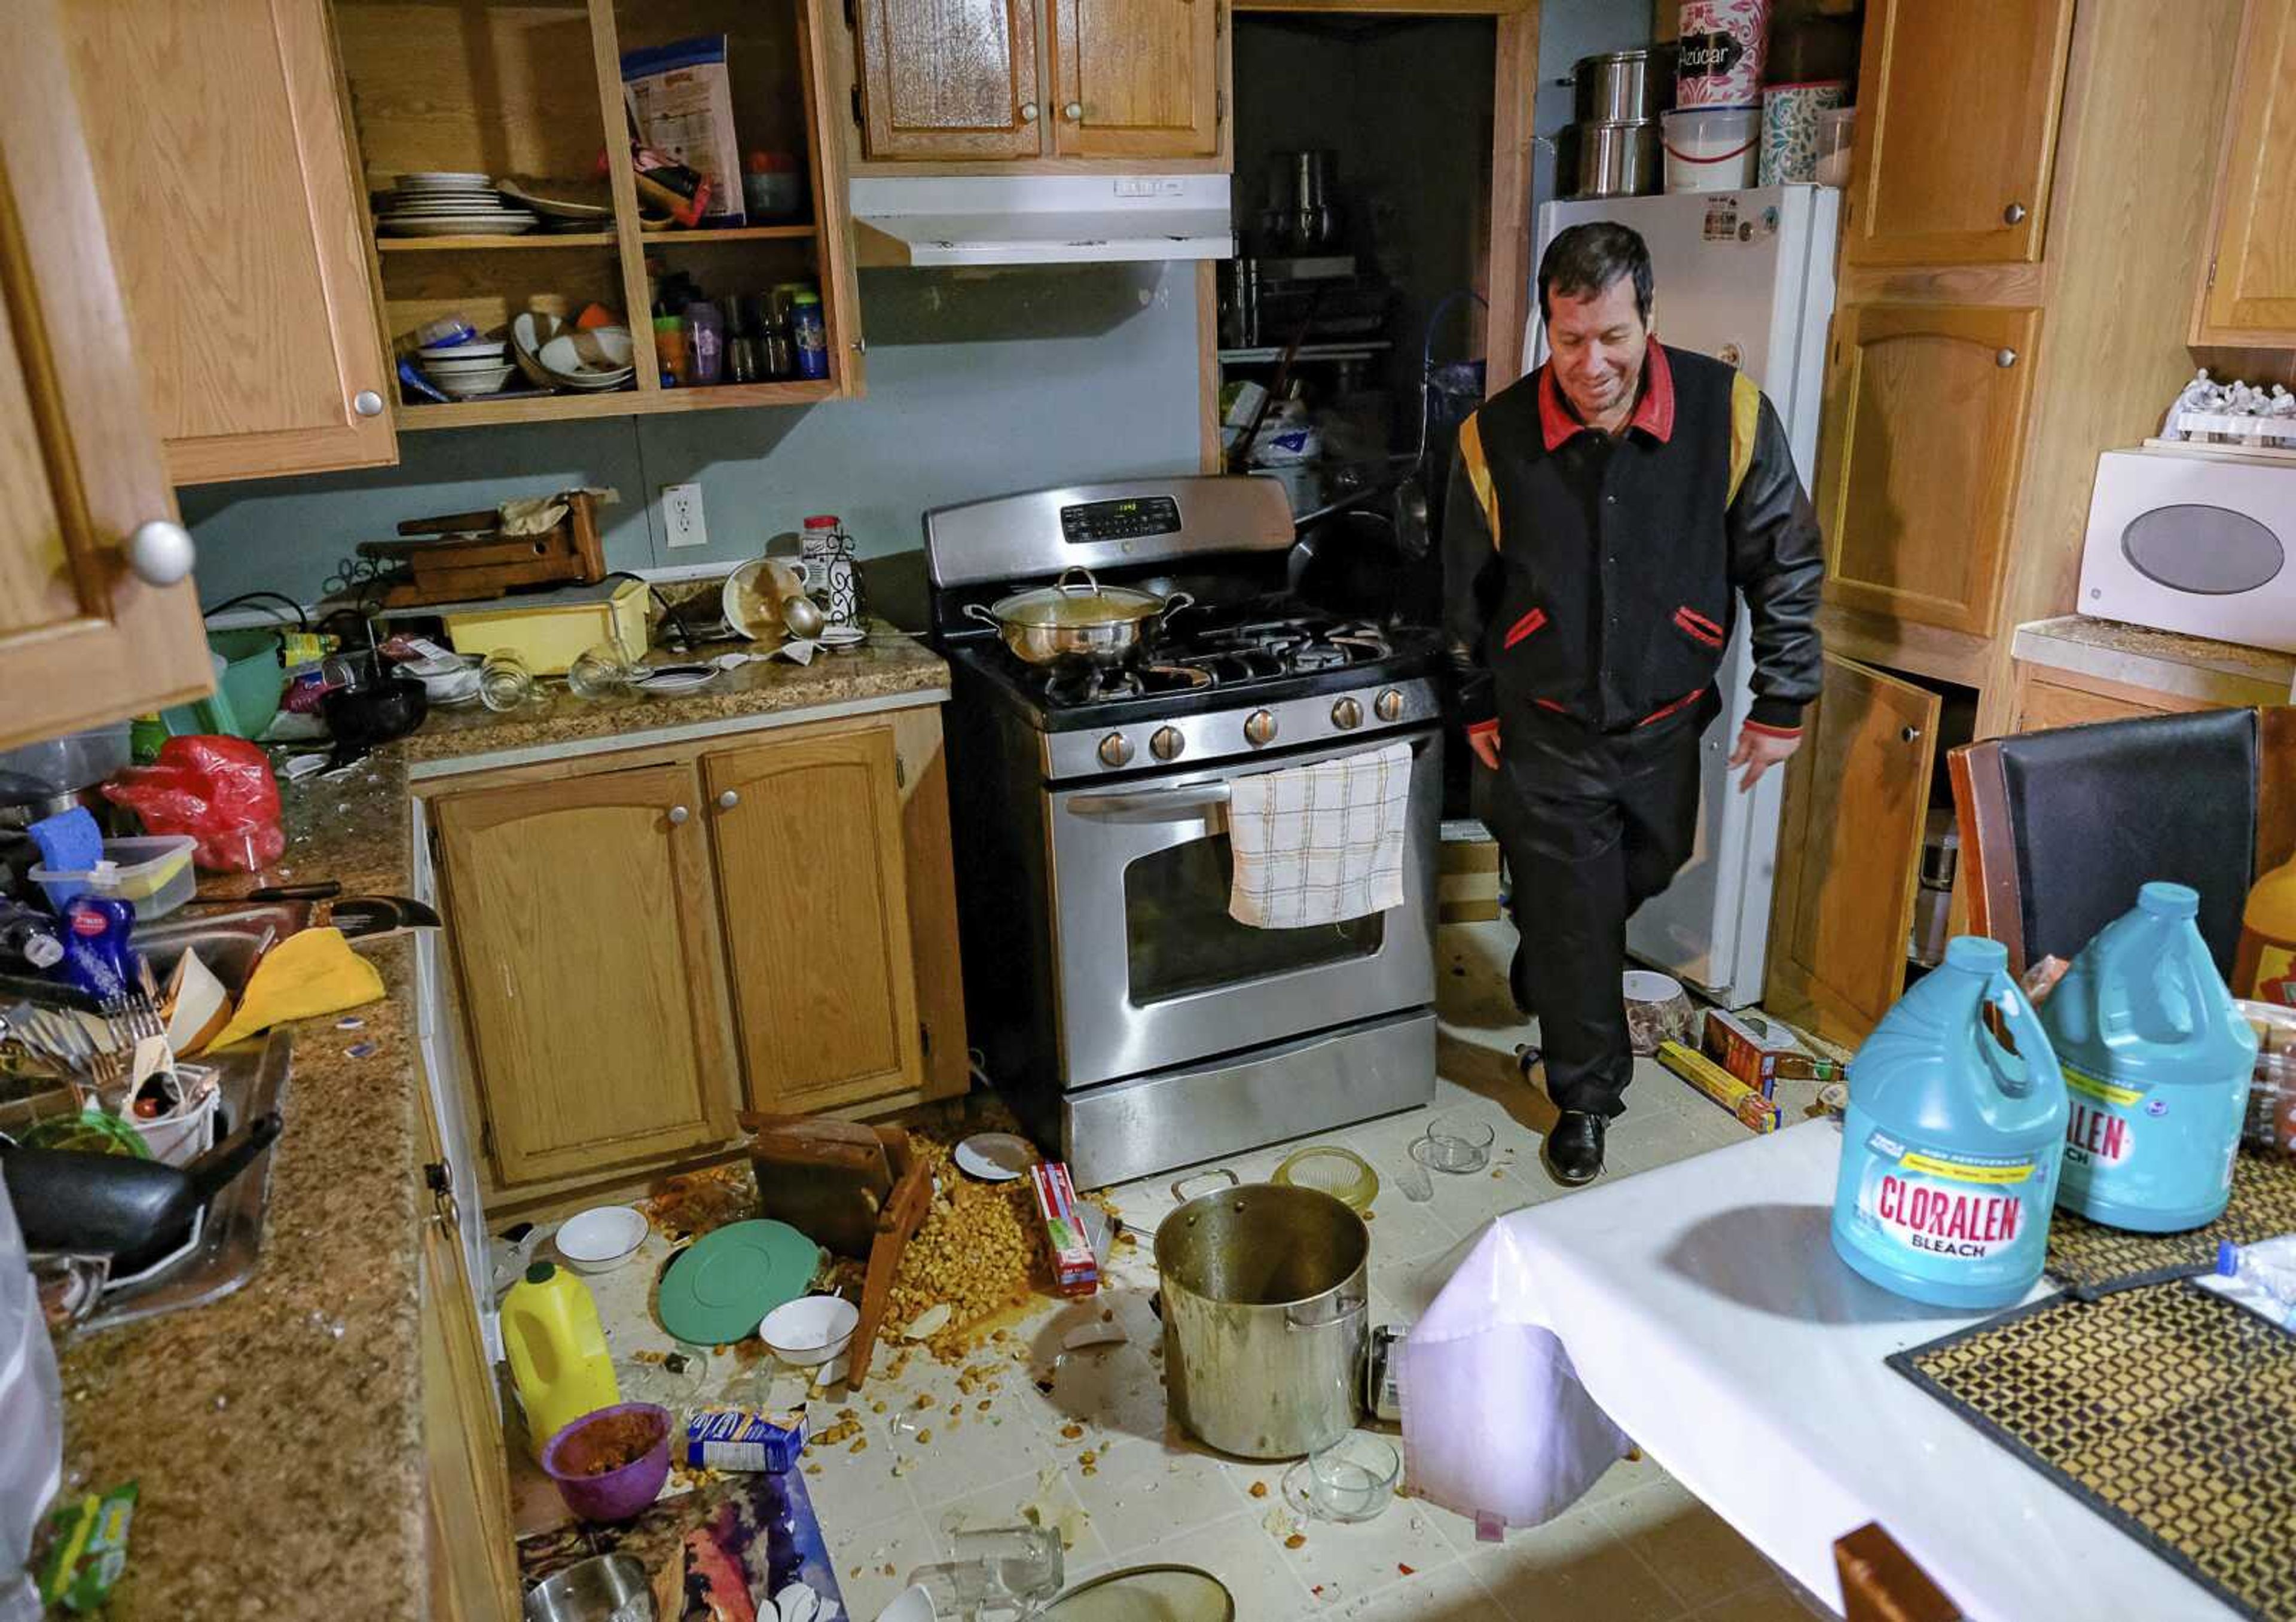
left=1442, top=341, right=1823, bottom=743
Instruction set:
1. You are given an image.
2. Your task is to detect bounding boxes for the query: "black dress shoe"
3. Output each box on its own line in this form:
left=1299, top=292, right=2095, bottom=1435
left=1541, top=1109, right=1606, bottom=1187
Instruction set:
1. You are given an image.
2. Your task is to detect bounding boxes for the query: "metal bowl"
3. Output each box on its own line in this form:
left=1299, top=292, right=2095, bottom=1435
left=522, top=1554, right=655, bottom=1622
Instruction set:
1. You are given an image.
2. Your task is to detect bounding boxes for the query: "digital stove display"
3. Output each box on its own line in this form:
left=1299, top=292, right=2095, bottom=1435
left=1060, top=496, right=1181, bottom=544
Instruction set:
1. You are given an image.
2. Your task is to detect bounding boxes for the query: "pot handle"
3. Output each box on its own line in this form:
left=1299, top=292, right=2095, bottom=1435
left=961, top=602, right=999, bottom=626
left=1170, top=1166, right=1239, bottom=1203
left=1155, top=590, right=1197, bottom=626
left=1055, top=566, right=1101, bottom=595
left=1286, top=1292, right=1367, bottom=1333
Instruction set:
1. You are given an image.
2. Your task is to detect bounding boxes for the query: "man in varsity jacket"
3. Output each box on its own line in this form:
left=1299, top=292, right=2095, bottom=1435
left=1444, top=221, right=1824, bottom=1186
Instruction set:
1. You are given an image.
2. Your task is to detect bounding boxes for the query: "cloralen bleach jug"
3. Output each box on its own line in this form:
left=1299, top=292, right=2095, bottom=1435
left=1832, top=936, right=2068, bottom=1309
left=2042, top=881, right=2259, bottom=1232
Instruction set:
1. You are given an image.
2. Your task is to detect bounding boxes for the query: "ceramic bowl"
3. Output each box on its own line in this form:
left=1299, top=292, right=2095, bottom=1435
left=538, top=326, right=633, bottom=377
left=758, top=1294, right=859, bottom=1367
left=554, top=1205, right=649, bottom=1273
left=419, top=338, right=508, bottom=361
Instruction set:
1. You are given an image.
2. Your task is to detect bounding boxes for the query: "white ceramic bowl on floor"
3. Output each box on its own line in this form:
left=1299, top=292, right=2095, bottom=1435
left=758, top=1294, right=859, bottom=1366
left=554, top=1205, right=649, bottom=1274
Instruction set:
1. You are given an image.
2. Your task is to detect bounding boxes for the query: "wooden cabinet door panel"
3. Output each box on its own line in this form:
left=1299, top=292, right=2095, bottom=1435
left=66, top=0, right=395, bottom=483
left=705, top=723, right=923, bottom=1111
left=1816, top=303, right=2041, bottom=636
left=1845, top=0, right=2074, bottom=267
left=0, top=2, right=208, bottom=750
left=436, top=763, right=735, bottom=1185
left=417, top=1083, right=518, bottom=1622
left=1051, top=0, right=1220, bottom=158
left=1767, top=654, right=1941, bottom=1046
left=855, top=0, right=1044, bottom=160
left=2194, top=0, right=2296, bottom=343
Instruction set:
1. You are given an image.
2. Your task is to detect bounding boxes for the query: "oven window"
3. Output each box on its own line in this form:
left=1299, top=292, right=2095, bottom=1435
left=1125, top=833, right=1384, bottom=1005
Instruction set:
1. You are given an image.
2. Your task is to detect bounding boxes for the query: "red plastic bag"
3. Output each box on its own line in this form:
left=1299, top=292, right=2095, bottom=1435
left=102, top=736, right=286, bottom=872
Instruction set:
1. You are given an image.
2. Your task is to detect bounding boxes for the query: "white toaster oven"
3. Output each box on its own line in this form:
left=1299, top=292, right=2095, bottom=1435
left=2080, top=448, right=2295, bottom=655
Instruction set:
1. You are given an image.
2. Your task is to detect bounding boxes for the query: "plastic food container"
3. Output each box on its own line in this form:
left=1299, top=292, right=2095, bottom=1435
left=1815, top=104, right=1857, bottom=187
left=29, top=835, right=198, bottom=917
left=0, top=724, right=132, bottom=800
left=1663, top=106, right=1760, bottom=192
left=1760, top=81, right=1849, bottom=186
left=439, top=577, right=648, bottom=677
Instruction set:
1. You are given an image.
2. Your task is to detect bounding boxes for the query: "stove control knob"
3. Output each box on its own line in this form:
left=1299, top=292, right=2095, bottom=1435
left=1150, top=725, right=1186, bottom=761
left=1245, top=709, right=1278, bottom=748
left=1374, top=688, right=1405, bottom=723
left=1098, top=732, right=1134, bottom=768
left=1331, top=697, right=1363, bottom=730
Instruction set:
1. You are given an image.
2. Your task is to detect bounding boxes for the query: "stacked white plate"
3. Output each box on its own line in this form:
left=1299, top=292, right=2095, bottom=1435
left=418, top=335, right=518, bottom=400
left=376, top=172, right=539, bottom=237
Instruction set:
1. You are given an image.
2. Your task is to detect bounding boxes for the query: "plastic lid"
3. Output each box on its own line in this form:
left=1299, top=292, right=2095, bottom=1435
left=1943, top=936, right=2009, bottom=973
left=2218, top=1239, right=2240, bottom=1277
left=525, top=1260, right=557, bottom=1285
left=2138, top=881, right=2201, bottom=919
left=792, top=290, right=822, bottom=306
left=802, top=515, right=840, bottom=528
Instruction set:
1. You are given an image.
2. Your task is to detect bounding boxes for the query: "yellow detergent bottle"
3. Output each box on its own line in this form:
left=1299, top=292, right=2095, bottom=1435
left=2235, top=850, right=2296, bottom=1005
left=500, top=1260, right=619, bottom=1459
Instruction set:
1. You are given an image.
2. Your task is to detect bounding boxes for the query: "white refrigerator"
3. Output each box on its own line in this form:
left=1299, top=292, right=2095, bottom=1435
left=1525, top=185, right=1841, bottom=1009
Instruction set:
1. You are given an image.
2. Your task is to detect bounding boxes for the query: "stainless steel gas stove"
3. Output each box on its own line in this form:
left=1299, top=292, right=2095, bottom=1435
left=926, top=475, right=1440, bottom=1188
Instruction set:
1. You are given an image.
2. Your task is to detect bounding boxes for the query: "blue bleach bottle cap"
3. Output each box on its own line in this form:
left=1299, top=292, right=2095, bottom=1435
left=2138, top=881, right=2200, bottom=918
left=2218, top=1239, right=2240, bottom=1277
left=1944, top=936, right=2009, bottom=973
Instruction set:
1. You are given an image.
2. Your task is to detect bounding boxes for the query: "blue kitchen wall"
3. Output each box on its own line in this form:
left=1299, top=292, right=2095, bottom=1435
left=178, top=262, right=1203, bottom=605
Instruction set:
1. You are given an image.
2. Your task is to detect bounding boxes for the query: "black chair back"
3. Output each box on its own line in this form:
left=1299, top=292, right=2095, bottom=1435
left=1992, top=708, right=2260, bottom=974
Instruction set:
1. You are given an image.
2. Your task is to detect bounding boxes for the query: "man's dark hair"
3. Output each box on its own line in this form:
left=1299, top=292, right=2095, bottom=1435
left=1537, top=222, right=1654, bottom=325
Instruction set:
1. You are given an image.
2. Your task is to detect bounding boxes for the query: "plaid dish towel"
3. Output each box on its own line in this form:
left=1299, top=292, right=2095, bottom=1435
left=1227, top=740, right=1412, bottom=929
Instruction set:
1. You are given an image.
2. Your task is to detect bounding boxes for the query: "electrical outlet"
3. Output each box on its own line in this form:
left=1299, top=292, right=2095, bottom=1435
left=663, top=483, right=709, bottom=549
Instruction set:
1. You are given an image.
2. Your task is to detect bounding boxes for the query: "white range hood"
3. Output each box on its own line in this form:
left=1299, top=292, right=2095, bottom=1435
left=850, top=174, right=1234, bottom=268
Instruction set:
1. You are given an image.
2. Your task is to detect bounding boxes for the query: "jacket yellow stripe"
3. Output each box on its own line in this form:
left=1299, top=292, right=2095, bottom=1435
left=1727, top=371, right=1760, bottom=507
left=1459, top=410, right=1500, bottom=550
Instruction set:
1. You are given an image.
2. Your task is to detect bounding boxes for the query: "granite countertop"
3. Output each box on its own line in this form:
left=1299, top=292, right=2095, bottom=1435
left=2015, top=614, right=2295, bottom=682
left=401, top=625, right=951, bottom=769
left=53, top=753, right=426, bottom=1620
left=49, top=635, right=952, bottom=1616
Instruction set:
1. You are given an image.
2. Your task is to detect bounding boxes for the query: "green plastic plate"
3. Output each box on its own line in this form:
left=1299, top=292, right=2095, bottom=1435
left=656, top=1219, right=819, bottom=1346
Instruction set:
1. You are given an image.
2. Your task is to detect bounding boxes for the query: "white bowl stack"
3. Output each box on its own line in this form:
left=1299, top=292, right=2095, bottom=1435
left=417, top=335, right=517, bottom=400
left=376, top=172, right=540, bottom=237
left=512, top=311, right=636, bottom=393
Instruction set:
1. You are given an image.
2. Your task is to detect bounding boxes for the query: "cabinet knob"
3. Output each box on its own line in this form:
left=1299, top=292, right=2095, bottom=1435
left=1995, top=347, right=2019, bottom=369
left=1062, top=100, right=1083, bottom=121
left=1020, top=101, right=1040, bottom=122
left=2002, top=201, right=2028, bottom=225
left=668, top=804, right=691, bottom=825
left=352, top=389, right=384, bottom=417
left=1900, top=725, right=1922, bottom=743
left=717, top=788, right=740, bottom=810
left=126, top=520, right=196, bottom=586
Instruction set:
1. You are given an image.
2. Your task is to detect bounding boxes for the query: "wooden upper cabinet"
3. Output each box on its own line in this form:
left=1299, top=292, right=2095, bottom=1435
left=0, top=1, right=208, bottom=751
left=1050, top=0, right=1221, bottom=158
left=2193, top=0, right=2296, bottom=344
left=1844, top=0, right=2075, bottom=267
left=434, top=763, right=737, bottom=1187
left=1765, top=654, right=1942, bottom=1047
left=854, top=0, right=1045, bottom=160
left=1815, top=303, right=2041, bottom=636
left=704, top=722, right=924, bottom=1111
left=64, top=0, right=395, bottom=484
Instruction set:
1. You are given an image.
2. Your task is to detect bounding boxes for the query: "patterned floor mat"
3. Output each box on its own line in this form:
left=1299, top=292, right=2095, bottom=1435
left=1891, top=1283, right=2296, bottom=1620
left=2047, top=1150, right=2296, bottom=1297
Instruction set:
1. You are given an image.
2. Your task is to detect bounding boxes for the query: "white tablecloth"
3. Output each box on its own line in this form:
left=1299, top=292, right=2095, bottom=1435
left=1400, top=1118, right=2237, bottom=1621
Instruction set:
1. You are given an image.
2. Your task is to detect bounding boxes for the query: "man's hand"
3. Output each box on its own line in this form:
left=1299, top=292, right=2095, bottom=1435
left=1467, top=724, right=1503, bottom=772
left=1729, top=723, right=1800, bottom=792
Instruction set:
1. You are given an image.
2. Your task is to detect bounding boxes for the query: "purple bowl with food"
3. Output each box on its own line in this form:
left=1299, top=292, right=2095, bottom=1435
left=541, top=1402, right=673, bottom=1523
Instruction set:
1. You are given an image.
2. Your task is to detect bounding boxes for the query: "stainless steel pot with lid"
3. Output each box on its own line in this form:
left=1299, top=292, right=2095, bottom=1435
left=1154, top=1172, right=1368, bottom=1459
left=1571, top=47, right=1676, bottom=123
left=963, top=566, right=1194, bottom=668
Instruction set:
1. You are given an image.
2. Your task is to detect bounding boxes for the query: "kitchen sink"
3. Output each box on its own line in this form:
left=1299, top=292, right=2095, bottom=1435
left=0, top=907, right=299, bottom=1331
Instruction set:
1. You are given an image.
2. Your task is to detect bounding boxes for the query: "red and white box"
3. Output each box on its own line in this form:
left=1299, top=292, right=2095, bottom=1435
left=1029, top=1161, right=1100, bottom=1298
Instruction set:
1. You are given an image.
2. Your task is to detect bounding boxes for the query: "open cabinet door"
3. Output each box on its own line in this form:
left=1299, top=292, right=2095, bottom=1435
left=1764, top=654, right=1943, bottom=1047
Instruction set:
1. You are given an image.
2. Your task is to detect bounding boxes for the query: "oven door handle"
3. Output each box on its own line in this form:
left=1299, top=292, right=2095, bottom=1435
left=1065, top=783, right=1234, bottom=819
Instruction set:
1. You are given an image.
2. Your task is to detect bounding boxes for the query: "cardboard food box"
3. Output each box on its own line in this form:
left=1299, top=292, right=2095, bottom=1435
left=684, top=1405, right=809, bottom=1472
left=1659, top=1040, right=1784, bottom=1133
left=1700, top=1008, right=1798, bottom=1097
left=1029, top=1161, right=1100, bottom=1298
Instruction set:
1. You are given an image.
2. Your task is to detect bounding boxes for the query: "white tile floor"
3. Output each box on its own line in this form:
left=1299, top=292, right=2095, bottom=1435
left=542, top=921, right=1833, bottom=1620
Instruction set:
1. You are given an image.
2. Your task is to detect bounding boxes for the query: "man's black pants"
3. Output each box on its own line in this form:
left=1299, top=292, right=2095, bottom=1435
left=1485, top=697, right=1712, bottom=1118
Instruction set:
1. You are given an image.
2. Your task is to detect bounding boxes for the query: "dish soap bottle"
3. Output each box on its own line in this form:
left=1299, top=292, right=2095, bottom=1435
left=1831, top=936, right=2067, bottom=1309
left=501, top=1260, right=619, bottom=1459
left=2042, top=882, right=2259, bottom=1232
left=2234, top=850, right=2296, bottom=1006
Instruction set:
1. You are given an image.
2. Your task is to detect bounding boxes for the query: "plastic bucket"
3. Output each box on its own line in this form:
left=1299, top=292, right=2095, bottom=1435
left=541, top=1402, right=671, bottom=1522
left=1662, top=106, right=1760, bottom=193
